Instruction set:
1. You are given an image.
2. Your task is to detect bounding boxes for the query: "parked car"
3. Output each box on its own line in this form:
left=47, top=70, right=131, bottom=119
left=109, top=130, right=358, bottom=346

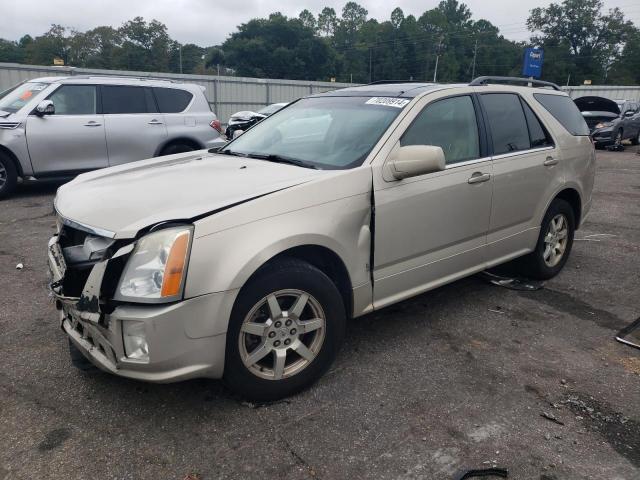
left=574, top=96, right=640, bottom=147
left=48, top=77, right=595, bottom=401
left=225, top=102, right=288, bottom=138
left=0, top=76, right=226, bottom=198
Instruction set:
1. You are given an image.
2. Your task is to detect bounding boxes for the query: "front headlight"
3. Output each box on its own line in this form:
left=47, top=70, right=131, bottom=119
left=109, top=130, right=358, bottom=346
left=115, top=225, right=193, bottom=303
left=595, top=122, right=613, bottom=129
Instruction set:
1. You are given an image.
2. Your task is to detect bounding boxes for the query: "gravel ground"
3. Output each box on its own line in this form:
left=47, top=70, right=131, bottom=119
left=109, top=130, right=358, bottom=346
left=1, top=148, right=639, bottom=480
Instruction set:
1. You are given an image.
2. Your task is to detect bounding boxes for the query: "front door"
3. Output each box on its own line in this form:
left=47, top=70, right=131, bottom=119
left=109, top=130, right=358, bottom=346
left=26, top=84, right=108, bottom=175
left=373, top=93, right=493, bottom=309
left=100, top=85, right=168, bottom=166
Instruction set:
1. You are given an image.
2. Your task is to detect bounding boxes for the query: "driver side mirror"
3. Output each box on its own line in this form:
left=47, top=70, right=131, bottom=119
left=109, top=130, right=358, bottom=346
left=35, top=100, right=55, bottom=116
left=389, top=145, right=446, bottom=180
left=624, top=110, right=635, bottom=117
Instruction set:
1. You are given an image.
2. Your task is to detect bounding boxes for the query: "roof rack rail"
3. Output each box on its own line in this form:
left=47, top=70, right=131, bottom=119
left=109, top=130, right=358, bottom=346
left=69, top=75, right=177, bottom=83
left=365, top=80, right=430, bottom=85
left=469, top=76, right=561, bottom=91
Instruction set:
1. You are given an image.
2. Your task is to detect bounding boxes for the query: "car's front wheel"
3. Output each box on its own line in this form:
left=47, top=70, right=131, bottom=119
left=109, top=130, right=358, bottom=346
left=631, top=130, right=640, bottom=146
left=224, top=259, right=345, bottom=401
left=518, top=199, right=575, bottom=280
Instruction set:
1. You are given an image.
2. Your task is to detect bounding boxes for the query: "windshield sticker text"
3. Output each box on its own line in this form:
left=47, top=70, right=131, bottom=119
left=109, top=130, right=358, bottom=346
left=365, top=97, right=410, bottom=108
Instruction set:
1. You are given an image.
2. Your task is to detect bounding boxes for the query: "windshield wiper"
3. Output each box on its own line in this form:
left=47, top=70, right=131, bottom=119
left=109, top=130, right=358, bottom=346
left=218, top=149, right=248, bottom=157
left=246, top=153, right=318, bottom=169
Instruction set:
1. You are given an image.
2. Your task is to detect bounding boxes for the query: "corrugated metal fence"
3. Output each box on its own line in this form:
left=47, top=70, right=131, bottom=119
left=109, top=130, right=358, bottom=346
left=2, top=62, right=639, bottom=118
left=562, top=85, right=640, bottom=101
left=0, top=62, right=353, bottom=122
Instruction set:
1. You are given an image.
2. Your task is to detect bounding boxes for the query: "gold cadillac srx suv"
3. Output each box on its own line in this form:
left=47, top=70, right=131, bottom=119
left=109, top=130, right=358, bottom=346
left=48, top=77, right=595, bottom=400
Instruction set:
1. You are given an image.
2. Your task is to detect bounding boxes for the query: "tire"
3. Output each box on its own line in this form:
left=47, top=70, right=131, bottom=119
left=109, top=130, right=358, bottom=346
left=614, top=129, right=623, bottom=147
left=159, top=142, right=197, bottom=156
left=68, top=338, right=98, bottom=372
left=518, top=198, right=575, bottom=280
left=0, top=153, right=18, bottom=200
left=631, top=130, right=640, bottom=146
left=224, top=258, right=346, bottom=402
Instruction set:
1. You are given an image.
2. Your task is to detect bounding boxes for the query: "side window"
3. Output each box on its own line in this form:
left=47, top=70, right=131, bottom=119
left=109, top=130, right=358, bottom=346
left=48, top=85, right=96, bottom=115
left=521, top=100, right=553, bottom=148
left=153, top=88, right=193, bottom=113
left=101, top=86, right=157, bottom=114
left=401, top=95, right=479, bottom=165
left=481, top=93, right=530, bottom=155
left=534, top=93, right=589, bottom=136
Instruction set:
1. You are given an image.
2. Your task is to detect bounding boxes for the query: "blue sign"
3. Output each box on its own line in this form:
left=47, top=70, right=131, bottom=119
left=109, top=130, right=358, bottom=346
left=522, top=48, right=544, bottom=78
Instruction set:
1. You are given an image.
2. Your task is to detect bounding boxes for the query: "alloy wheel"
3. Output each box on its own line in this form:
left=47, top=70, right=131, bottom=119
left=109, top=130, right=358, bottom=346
left=543, top=213, right=569, bottom=267
left=239, top=289, right=326, bottom=380
left=614, top=130, right=623, bottom=147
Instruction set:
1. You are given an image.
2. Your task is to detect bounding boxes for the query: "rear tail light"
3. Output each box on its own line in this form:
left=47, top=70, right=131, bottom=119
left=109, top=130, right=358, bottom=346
left=210, top=119, right=223, bottom=134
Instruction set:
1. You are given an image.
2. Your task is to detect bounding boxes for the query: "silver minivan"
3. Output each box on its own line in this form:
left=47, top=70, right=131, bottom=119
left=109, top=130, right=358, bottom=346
left=48, top=77, right=596, bottom=401
left=0, top=76, right=225, bottom=198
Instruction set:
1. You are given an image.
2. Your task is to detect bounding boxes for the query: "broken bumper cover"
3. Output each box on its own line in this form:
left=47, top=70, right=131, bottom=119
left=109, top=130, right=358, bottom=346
left=48, top=235, right=231, bottom=382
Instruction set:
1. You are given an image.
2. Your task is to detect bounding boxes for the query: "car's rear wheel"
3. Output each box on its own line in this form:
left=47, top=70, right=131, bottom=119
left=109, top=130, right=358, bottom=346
left=224, top=259, right=345, bottom=401
left=518, top=199, right=575, bottom=280
left=159, top=142, right=198, bottom=156
left=0, top=153, right=18, bottom=200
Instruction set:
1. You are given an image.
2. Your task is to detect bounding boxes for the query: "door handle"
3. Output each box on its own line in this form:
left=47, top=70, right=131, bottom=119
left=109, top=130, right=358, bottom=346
left=148, top=119, right=163, bottom=125
left=467, top=172, right=491, bottom=184
left=543, top=156, right=558, bottom=166
left=83, top=121, right=102, bottom=127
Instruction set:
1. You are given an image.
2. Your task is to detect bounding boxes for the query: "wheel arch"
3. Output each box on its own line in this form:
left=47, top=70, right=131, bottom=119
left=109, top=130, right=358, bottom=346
left=242, top=244, right=354, bottom=319
left=0, top=145, right=24, bottom=177
left=552, top=187, right=582, bottom=228
left=155, top=136, right=204, bottom=156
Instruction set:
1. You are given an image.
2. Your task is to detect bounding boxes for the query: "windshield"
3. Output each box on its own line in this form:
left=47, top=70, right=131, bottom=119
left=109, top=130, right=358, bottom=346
left=224, top=96, right=406, bottom=170
left=0, top=82, right=49, bottom=113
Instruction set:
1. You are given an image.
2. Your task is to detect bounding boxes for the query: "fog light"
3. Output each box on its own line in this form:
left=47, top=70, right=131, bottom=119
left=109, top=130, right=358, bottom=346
left=123, top=321, right=149, bottom=361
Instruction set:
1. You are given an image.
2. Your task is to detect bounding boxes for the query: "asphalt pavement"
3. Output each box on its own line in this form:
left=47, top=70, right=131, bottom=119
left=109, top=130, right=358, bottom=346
left=1, top=148, right=639, bottom=479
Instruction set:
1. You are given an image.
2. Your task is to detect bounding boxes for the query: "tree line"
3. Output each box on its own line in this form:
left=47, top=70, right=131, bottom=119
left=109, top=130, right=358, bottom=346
left=0, top=0, right=638, bottom=86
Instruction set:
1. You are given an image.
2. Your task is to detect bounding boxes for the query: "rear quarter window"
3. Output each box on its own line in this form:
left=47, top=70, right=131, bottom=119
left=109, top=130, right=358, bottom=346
left=153, top=88, right=193, bottom=113
left=534, top=93, right=589, bottom=136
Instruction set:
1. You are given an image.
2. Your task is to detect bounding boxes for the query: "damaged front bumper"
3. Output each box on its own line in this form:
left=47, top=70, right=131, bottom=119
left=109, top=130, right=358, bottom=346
left=48, top=232, right=229, bottom=382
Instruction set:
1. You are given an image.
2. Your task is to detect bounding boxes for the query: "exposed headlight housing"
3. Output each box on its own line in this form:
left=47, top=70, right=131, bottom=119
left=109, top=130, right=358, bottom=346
left=595, top=122, right=613, bottom=129
left=115, top=225, right=193, bottom=303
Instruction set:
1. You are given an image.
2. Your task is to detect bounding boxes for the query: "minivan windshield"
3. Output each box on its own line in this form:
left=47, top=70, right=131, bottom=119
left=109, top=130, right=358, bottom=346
left=223, top=96, right=407, bottom=170
left=0, top=82, right=49, bottom=114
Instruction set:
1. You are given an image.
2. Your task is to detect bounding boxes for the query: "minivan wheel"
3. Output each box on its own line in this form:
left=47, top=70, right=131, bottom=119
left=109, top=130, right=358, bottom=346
left=224, top=259, right=345, bottom=401
left=159, top=142, right=197, bottom=156
left=0, top=154, right=18, bottom=200
left=518, top=199, right=575, bottom=280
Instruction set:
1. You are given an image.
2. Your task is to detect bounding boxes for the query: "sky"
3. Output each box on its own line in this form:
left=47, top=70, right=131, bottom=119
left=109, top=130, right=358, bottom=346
left=1, top=0, right=639, bottom=46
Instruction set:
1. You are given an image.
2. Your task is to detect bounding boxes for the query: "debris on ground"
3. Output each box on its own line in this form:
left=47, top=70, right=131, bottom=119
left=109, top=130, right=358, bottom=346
left=540, top=411, right=565, bottom=426
left=478, top=271, right=543, bottom=291
left=15, top=263, right=23, bottom=270
left=615, top=317, right=640, bottom=350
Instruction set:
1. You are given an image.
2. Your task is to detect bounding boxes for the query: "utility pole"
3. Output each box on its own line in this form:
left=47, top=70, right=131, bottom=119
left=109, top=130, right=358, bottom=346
left=433, top=36, right=443, bottom=83
left=369, top=47, right=372, bottom=83
left=471, top=39, right=478, bottom=80
left=179, top=45, right=183, bottom=74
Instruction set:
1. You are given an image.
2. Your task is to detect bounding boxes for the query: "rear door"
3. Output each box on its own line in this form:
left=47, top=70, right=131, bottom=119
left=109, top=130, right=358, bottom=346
left=101, top=85, right=168, bottom=166
left=26, top=84, right=108, bottom=175
left=479, top=92, right=563, bottom=264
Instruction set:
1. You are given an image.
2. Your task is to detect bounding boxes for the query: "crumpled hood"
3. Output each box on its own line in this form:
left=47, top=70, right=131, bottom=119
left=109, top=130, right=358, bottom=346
left=55, top=152, right=323, bottom=238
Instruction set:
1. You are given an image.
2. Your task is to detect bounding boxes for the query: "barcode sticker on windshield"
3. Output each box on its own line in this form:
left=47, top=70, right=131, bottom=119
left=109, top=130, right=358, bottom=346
left=365, top=97, right=410, bottom=108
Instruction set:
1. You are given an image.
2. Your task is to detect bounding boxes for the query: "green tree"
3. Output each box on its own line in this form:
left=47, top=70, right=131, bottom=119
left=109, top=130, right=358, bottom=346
left=299, top=9, right=317, bottom=31
left=318, top=7, right=338, bottom=37
left=527, top=0, right=633, bottom=84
